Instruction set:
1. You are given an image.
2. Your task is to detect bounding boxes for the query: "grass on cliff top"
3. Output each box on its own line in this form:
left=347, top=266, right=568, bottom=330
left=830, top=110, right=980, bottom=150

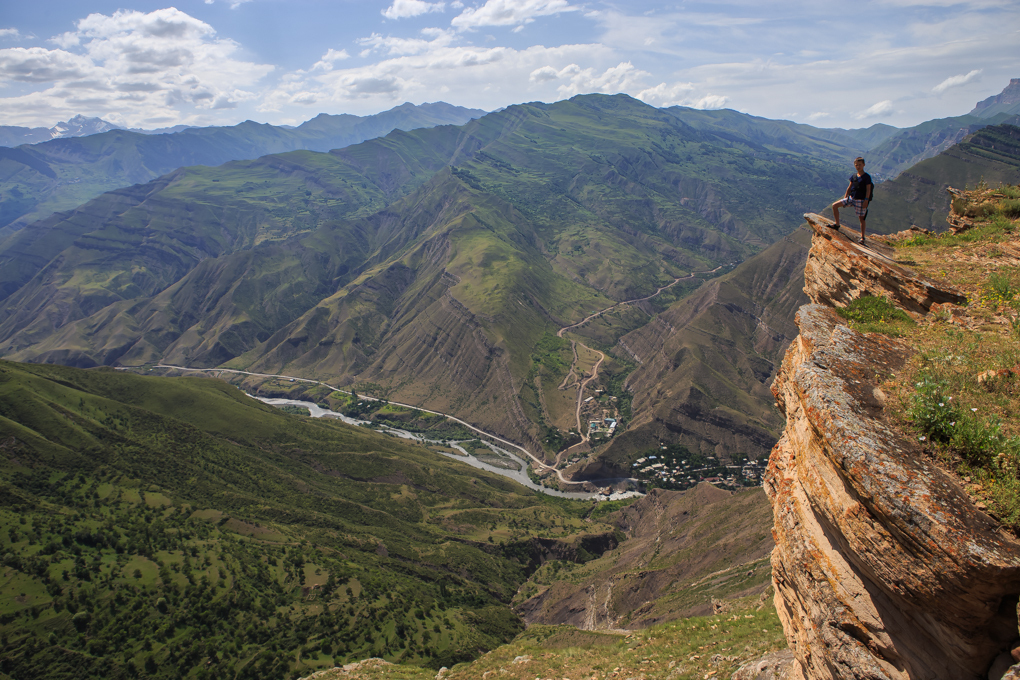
left=836, top=295, right=916, bottom=336
left=298, top=594, right=786, bottom=680
left=878, top=182, right=1020, bottom=530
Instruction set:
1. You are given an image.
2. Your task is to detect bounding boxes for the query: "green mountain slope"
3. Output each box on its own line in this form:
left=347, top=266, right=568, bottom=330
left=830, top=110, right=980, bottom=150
left=0, top=102, right=484, bottom=235
left=0, top=360, right=615, bottom=679
left=662, top=107, right=894, bottom=164
left=868, top=123, right=1020, bottom=234
left=0, top=93, right=847, bottom=459
left=862, top=113, right=1020, bottom=181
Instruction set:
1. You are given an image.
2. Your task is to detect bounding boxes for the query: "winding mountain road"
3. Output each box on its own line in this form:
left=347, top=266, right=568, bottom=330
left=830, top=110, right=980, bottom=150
left=551, top=263, right=732, bottom=468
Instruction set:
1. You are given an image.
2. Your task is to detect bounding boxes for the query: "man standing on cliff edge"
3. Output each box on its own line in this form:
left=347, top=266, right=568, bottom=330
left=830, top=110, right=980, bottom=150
left=830, top=157, right=874, bottom=244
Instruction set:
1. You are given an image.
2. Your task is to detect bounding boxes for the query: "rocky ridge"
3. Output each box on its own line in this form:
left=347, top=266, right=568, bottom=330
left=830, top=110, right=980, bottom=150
left=765, top=214, right=1020, bottom=679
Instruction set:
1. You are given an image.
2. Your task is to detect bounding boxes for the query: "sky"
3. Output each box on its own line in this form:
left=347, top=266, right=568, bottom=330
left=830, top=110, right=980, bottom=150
left=0, top=0, right=1018, bottom=131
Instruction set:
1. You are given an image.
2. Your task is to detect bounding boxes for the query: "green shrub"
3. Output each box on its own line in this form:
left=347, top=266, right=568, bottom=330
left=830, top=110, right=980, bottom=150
left=999, top=198, right=1020, bottom=219
left=908, top=378, right=959, bottom=443
left=951, top=414, right=1002, bottom=467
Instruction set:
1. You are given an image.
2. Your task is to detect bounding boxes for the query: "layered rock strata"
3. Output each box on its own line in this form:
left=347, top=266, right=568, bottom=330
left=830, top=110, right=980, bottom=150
left=764, top=215, right=1020, bottom=679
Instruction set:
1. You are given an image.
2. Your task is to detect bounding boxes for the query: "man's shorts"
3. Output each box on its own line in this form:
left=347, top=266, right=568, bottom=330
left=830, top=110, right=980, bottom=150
left=838, top=197, right=868, bottom=218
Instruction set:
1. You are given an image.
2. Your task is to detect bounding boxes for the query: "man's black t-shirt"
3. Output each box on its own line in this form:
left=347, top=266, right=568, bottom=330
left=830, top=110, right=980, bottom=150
left=849, top=172, right=873, bottom=201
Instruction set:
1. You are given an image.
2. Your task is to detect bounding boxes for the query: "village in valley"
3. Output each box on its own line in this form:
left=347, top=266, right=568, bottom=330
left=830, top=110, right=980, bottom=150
left=565, top=387, right=767, bottom=493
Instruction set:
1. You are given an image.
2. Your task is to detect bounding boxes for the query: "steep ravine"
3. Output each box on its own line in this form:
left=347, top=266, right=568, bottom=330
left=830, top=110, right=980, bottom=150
left=764, top=215, right=1020, bottom=679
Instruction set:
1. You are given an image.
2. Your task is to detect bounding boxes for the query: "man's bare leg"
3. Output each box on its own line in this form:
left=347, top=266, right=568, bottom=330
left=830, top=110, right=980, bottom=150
left=831, top=200, right=842, bottom=228
left=859, top=216, right=866, bottom=243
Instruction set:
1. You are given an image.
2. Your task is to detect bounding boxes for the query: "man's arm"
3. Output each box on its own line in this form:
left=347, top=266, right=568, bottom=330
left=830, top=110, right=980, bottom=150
left=864, top=181, right=872, bottom=204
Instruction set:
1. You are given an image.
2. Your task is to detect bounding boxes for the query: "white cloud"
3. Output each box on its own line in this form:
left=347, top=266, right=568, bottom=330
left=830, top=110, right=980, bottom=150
left=528, top=61, right=649, bottom=98
left=202, top=0, right=254, bottom=8
left=382, top=0, right=446, bottom=19
left=0, top=8, right=272, bottom=127
left=692, top=94, right=728, bottom=110
left=633, top=82, right=728, bottom=110
left=452, top=0, right=580, bottom=30
left=0, top=28, right=20, bottom=40
left=854, top=100, right=896, bottom=120
left=932, top=69, right=982, bottom=94
left=635, top=81, right=695, bottom=107
left=358, top=29, right=456, bottom=56
left=313, top=48, right=350, bottom=71
left=0, top=47, right=94, bottom=83
left=260, top=41, right=620, bottom=114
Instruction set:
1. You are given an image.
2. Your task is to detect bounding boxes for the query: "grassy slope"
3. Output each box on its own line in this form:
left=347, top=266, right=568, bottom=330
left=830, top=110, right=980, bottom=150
left=0, top=360, right=616, bottom=679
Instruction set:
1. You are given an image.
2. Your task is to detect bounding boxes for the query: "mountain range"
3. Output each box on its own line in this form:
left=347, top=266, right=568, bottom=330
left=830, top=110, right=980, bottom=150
left=0, top=93, right=852, bottom=465
left=0, top=102, right=485, bottom=235
left=1, top=83, right=1019, bottom=481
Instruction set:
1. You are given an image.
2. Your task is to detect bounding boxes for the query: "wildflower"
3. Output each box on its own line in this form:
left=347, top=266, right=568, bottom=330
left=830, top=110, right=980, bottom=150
left=950, top=422, right=956, bottom=427
left=947, top=397, right=953, bottom=401
left=938, top=403, right=944, bottom=407
left=972, top=408, right=978, bottom=412
left=919, top=436, right=927, bottom=442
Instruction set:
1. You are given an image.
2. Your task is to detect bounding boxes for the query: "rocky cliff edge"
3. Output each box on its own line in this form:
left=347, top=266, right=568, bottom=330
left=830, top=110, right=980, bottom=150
left=764, top=214, right=1020, bottom=680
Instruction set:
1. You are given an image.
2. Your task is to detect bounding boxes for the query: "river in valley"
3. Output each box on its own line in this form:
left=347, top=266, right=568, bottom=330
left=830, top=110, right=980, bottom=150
left=254, top=396, right=640, bottom=501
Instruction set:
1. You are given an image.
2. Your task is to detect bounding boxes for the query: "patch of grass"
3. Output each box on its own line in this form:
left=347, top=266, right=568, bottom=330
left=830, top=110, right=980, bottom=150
left=836, top=295, right=915, bottom=336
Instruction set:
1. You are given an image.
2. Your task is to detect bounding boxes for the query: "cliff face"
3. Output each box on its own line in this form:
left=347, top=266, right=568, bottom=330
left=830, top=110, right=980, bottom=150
left=765, top=215, right=1020, bottom=679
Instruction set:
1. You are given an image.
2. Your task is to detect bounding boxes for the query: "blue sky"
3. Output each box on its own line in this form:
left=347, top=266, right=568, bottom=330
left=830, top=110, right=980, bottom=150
left=1, top=0, right=1017, bottom=130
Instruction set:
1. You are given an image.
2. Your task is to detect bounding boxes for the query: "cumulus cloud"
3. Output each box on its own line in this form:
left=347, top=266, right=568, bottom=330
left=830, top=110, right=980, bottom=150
left=382, top=0, right=446, bottom=19
left=0, top=28, right=20, bottom=40
left=932, top=69, right=982, bottom=94
left=452, top=0, right=580, bottom=30
left=0, top=47, right=94, bottom=83
left=0, top=8, right=272, bottom=127
left=855, top=100, right=896, bottom=119
left=313, top=48, right=350, bottom=71
left=260, top=40, right=620, bottom=114
left=635, top=81, right=695, bottom=107
left=528, top=61, right=649, bottom=98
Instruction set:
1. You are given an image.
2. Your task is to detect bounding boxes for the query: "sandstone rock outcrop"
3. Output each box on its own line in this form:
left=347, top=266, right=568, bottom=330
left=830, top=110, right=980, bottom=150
left=764, top=215, right=1020, bottom=680
left=801, top=213, right=966, bottom=317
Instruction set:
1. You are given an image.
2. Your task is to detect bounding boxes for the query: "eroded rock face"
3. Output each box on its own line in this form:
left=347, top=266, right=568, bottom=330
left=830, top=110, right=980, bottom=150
left=766, top=299, right=1020, bottom=679
left=801, top=213, right=965, bottom=316
left=765, top=217, right=1020, bottom=679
